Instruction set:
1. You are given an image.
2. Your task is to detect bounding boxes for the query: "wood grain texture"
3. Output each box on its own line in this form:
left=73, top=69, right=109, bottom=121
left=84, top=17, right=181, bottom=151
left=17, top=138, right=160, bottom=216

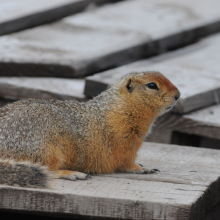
left=1, top=0, right=220, bottom=77
left=0, top=142, right=220, bottom=219
left=0, top=0, right=123, bottom=36
left=85, top=33, right=220, bottom=113
left=0, top=77, right=86, bottom=101
left=155, top=104, right=220, bottom=141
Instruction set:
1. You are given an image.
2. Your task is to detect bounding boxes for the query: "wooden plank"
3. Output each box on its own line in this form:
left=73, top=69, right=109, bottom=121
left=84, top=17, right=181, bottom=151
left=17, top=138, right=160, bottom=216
left=147, top=104, right=220, bottom=146
left=0, top=77, right=86, bottom=101
left=0, top=0, right=123, bottom=36
left=85, top=33, right=220, bottom=113
left=0, top=142, right=220, bottom=219
left=1, top=0, right=220, bottom=78
left=155, top=104, right=220, bottom=141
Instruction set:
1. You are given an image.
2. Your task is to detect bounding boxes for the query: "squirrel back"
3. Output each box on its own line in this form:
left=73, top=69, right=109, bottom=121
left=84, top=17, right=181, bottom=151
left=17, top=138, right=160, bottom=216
left=0, top=71, right=180, bottom=188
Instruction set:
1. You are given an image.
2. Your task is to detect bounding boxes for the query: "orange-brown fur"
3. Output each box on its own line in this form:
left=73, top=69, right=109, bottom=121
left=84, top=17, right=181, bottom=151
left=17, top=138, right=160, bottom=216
left=0, top=71, right=180, bottom=187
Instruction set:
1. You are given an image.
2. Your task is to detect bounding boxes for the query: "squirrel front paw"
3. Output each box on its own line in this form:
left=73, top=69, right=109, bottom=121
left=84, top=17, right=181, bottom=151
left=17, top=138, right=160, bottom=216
left=121, top=163, right=160, bottom=174
left=54, top=170, right=91, bottom=181
left=138, top=163, right=160, bottom=174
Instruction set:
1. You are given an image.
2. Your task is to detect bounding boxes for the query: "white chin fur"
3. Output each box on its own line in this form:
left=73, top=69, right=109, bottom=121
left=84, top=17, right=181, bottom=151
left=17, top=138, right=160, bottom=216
left=160, top=105, right=174, bottom=115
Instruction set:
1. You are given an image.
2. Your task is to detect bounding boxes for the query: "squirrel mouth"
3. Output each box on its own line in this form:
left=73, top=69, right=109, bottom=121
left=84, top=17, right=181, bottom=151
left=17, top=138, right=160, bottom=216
left=165, top=106, right=173, bottom=111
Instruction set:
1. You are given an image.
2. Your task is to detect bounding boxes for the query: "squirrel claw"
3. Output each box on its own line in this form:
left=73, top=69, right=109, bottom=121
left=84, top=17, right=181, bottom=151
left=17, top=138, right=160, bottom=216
left=150, top=169, right=160, bottom=173
left=138, top=163, right=143, bottom=167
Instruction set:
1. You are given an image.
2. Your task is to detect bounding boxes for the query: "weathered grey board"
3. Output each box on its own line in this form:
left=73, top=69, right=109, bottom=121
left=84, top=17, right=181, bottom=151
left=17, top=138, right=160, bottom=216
left=0, top=77, right=86, bottom=101
left=85, top=33, right=220, bottom=114
left=0, top=142, right=220, bottom=219
left=1, top=0, right=220, bottom=78
left=0, top=0, right=123, bottom=36
left=155, top=104, right=220, bottom=142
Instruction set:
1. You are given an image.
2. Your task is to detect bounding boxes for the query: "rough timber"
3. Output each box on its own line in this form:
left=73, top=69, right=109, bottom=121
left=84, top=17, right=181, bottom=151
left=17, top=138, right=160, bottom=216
left=0, top=0, right=123, bottom=36
left=153, top=103, right=220, bottom=143
left=1, top=142, right=220, bottom=219
left=1, top=0, right=220, bottom=77
left=0, top=77, right=86, bottom=101
left=85, top=33, right=220, bottom=114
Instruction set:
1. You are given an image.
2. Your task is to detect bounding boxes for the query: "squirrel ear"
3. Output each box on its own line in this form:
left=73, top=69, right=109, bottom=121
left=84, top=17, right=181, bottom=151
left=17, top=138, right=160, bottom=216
left=126, top=78, right=133, bottom=93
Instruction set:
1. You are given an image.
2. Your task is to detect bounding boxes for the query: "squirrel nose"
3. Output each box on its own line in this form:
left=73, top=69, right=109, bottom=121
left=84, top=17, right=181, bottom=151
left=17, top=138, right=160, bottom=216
left=174, top=90, right=181, bottom=101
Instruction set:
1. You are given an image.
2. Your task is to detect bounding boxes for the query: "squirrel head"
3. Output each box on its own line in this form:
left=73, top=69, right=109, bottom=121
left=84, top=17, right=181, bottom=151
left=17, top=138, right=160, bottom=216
left=119, top=71, right=180, bottom=117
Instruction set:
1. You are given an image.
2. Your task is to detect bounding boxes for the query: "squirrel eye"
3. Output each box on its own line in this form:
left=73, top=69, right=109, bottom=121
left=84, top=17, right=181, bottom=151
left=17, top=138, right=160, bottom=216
left=146, top=82, right=158, bottom=90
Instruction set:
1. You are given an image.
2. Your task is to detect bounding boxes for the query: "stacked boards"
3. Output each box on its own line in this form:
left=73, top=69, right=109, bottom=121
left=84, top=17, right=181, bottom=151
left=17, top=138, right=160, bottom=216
left=1, top=0, right=220, bottom=219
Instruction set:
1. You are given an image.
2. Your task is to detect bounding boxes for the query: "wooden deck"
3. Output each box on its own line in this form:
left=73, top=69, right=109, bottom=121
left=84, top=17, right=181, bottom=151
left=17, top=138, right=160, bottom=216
left=1, top=0, right=220, bottom=219
left=0, top=0, right=122, bottom=36
left=0, top=77, right=86, bottom=101
left=149, top=103, right=220, bottom=147
left=85, top=33, right=220, bottom=114
left=1, top=142, right=220, bottom=220
left=1, top=0, right=220, bottom=78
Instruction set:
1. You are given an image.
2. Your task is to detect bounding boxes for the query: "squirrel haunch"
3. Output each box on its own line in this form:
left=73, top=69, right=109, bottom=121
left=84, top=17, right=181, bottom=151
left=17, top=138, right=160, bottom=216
left=0, top=71, right=180, bottom=187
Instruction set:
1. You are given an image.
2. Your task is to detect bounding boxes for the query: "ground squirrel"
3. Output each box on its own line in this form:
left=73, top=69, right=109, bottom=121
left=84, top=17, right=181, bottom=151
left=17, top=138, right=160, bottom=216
left=0, top=71, right=180, bottom=188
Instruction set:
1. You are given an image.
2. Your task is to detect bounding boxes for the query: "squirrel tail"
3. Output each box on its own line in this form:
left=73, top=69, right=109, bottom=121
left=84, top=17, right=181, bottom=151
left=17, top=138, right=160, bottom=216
left=0, top=159, right=52, bottom=188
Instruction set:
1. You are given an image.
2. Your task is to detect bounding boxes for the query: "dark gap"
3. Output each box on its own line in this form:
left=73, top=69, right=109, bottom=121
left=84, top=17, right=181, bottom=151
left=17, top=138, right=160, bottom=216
left=171, top=131, right=201, bottom=147
left=204, top=202, right=220, bottom=220
left=0, top=210, right=121, bottom=220
left=171, top=131, right=220, bottom=149
left=0, top=98, right=15, bottom=108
